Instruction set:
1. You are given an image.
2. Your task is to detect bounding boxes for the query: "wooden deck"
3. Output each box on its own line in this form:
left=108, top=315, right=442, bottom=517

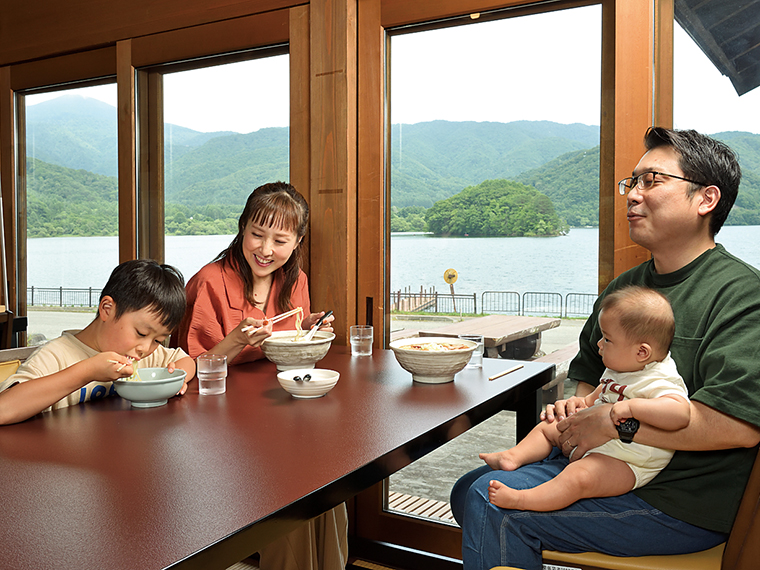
left=387, top=491, right=458, bottom=526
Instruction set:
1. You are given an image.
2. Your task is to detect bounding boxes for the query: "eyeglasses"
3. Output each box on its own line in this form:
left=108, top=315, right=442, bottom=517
left=617, top=171, right=707, bottom=195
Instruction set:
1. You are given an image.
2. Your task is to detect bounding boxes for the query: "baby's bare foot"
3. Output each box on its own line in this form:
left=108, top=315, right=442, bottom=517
left=479, top=451, right=521, bottom=471
left=488, top=480, right=524, bottom=510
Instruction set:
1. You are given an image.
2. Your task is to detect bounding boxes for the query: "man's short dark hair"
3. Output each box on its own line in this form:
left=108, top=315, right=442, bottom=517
left=100, top=260, right=186, bottom=331
left=644, top=127, right=741, bottom=236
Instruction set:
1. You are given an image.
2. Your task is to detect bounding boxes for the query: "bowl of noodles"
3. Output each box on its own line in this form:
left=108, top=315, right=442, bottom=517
left=261, top=330, right=336, bottom=371
left=113, top=367, right=187, bottom=408
left=389, top=336, right=477, bottom=384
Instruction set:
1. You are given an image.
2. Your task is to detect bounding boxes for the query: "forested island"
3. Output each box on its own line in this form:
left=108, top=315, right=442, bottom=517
left=425, top=180, right=567, bottom=237
left=24, top=96, right=760, bottom=238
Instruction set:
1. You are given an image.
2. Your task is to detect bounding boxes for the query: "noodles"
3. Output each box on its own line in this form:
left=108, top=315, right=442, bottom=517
left=292, top=307, right=306, bottom=341
left=406, top=342, right=471, bottom=351
left=122, top=357, right=140, bottom=381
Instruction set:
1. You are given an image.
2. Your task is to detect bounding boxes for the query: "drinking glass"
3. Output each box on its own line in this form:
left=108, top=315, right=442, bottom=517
left=460, top=334, right=484, bottom=368
left=197, top=354, right=227, bottom=395
left=350, top=325, right=373, bottom=356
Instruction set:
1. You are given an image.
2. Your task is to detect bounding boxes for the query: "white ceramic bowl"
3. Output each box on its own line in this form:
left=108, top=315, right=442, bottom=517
left=389, top=336, right=477, bottom=384
left=261, top=330, right=336, bottom=371
left=277, top=368, right=340, bottom=398
left=113, top=368, right=187, bottom=408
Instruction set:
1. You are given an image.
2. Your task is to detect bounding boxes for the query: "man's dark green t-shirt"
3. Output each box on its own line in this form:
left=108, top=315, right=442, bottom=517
left=569, top=244, right=760, bottom=533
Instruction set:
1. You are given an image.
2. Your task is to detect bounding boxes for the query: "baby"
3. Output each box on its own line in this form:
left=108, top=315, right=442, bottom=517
left=482, top=285, right=690, bottom=511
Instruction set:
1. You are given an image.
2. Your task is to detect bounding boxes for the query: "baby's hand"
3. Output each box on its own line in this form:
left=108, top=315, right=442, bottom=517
left=610, top=401, right=633, bottom=425
left=541, top=396, right=588, bottom=423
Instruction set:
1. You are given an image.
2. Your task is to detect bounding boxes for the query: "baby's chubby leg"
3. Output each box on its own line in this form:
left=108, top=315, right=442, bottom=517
left=479, top=420, right=562, bottom=471
left=488, top=453, right=636, bottom=511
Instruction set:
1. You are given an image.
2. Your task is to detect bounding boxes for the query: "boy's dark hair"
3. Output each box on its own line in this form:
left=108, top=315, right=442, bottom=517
left=644, top=127, right=741, bottom=236
left=601, top=285, right=675, bottom=354
left=100, top=260, right=186, bottom=331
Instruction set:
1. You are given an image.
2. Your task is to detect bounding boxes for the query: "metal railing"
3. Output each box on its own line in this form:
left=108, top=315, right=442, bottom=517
left=28, top=287, right=102, bottom=307
left=481, top=291, right=520, bottom=315
left=522, top=292, right=563, bottom=317
left=564, top=292, right=598, bottom=317
left=28, top=285, right=598, bottom=317
left=395, top=288, right=597, bottom=317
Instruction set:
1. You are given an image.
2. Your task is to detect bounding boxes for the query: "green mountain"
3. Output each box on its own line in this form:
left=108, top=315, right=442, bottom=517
left=516, top=146, right=600, bottom=227
left=390, top=120, right=600, bottom=207
left=22, top=95, right=760, bottom=236
left=27, top=158, right=118, bottom=237
left=26, top=94, right=237, bottom=177
left=514, top=135, right=760, bottom=227
left=164, top=128, right=289, bottom=206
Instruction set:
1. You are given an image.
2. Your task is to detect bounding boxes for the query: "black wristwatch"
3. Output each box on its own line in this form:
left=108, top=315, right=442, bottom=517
left=617, top=418, right=640, bottom=444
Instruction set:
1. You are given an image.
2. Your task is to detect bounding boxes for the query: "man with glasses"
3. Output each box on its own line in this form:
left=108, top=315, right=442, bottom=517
left=452, top=127, right=760, bottom=570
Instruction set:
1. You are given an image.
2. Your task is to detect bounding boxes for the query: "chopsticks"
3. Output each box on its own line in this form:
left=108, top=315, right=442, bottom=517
left=488, top=364, right=524, bottom=381
left=108, top=357, right=134, bottom=372
left=241, top=307, right=303, bottom=333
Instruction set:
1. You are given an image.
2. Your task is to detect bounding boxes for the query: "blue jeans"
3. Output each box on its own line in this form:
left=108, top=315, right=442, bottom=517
left=450, top=449, right=727, bottom=570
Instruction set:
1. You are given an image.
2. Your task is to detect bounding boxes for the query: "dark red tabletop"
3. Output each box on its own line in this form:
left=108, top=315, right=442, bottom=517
left=0, top=346, right=553, bottom=570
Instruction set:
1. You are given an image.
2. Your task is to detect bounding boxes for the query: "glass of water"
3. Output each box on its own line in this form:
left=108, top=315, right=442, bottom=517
left=459, top=334, right=484, bottom=368
left=350, top=325, right=373, bottom=356
left=197, top=354, right=227, bottom=395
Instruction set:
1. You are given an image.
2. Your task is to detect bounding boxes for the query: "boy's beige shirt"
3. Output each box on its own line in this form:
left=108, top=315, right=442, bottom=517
left=0, top=331, right=188, bottom=413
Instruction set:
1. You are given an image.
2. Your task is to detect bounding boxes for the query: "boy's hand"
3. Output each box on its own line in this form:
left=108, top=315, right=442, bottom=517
left=167, top=361, right=190, bottom=395
left=97, top=352, right=136, bottom=382
left=169, top=356, right=196, bottom=396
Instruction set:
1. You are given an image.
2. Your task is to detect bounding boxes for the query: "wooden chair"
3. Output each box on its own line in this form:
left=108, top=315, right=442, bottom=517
left=492, top=448, right=760, bottom=570
left=0, top=346, right=37, bottom=382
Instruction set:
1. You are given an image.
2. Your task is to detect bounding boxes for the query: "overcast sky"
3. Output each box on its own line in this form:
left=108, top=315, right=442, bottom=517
left=27, top=5, right=760, bottom=136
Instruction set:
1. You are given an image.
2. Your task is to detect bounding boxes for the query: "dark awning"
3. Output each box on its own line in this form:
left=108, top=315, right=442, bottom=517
left=675, top=0, right=760, bottom=96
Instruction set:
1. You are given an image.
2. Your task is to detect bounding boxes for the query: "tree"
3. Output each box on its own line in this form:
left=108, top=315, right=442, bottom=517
left=426, top=179, right=568, bottom=237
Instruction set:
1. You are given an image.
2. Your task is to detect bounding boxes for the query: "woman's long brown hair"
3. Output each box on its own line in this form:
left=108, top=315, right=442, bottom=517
left=215, top=182, right=309, bottom=313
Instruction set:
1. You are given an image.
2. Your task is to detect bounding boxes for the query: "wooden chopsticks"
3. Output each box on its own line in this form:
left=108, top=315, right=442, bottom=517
left=241, top=307, right=303, bottom=333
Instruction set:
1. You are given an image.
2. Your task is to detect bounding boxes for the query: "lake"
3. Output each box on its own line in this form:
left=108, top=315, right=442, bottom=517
left=27, top=226, right=760, bottom=297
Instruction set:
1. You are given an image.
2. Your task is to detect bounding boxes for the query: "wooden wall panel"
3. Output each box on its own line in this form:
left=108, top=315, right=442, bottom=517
left=382, top=0, right=527, bottom=27
left=0, top=0, right=298, bottom=67
left=137, top=71, right=165, bottom=263
left=117, top=40, right=137, bottom=262
left=598, top=0, right=654, bottom=291
left=131, top=10, right=290, bottom=68
left=290, top=6, right=312, bottom=277
left=9, top=48, right=116, bottom=92
left=308, top=0, right=358, bottom=344
left=0, top=67, right=17, bottom=311
left=357, top=0, right=387, bottom=344
left=654, top=0, right=674, bottom=128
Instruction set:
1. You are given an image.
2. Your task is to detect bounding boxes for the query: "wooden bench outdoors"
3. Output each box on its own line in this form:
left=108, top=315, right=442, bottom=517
left=533, top=340, right=578, bottom=405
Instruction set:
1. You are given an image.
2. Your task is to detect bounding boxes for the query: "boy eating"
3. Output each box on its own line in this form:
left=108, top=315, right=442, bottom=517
left=0, top=260, right=195, bottom=425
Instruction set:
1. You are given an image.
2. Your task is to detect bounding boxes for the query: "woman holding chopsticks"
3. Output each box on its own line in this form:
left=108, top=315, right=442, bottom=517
left=176, top=181, right=334, bottom=365
left=175, top=182, right=345, bottom=570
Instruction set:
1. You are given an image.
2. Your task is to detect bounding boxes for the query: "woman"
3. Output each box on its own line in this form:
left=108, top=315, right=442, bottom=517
left=176, top=182, right=345, bottom=570
left=177, top=181, right=333, bottom=363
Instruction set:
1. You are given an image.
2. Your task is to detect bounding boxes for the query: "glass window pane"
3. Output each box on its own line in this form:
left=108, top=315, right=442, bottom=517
left=24, top=84, right=118, bottom=345
left=388, top=5, right=601, bottom=521
left=162, top=55, right=290, bottom=284
left=674, top=21, right=760, bottom=270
